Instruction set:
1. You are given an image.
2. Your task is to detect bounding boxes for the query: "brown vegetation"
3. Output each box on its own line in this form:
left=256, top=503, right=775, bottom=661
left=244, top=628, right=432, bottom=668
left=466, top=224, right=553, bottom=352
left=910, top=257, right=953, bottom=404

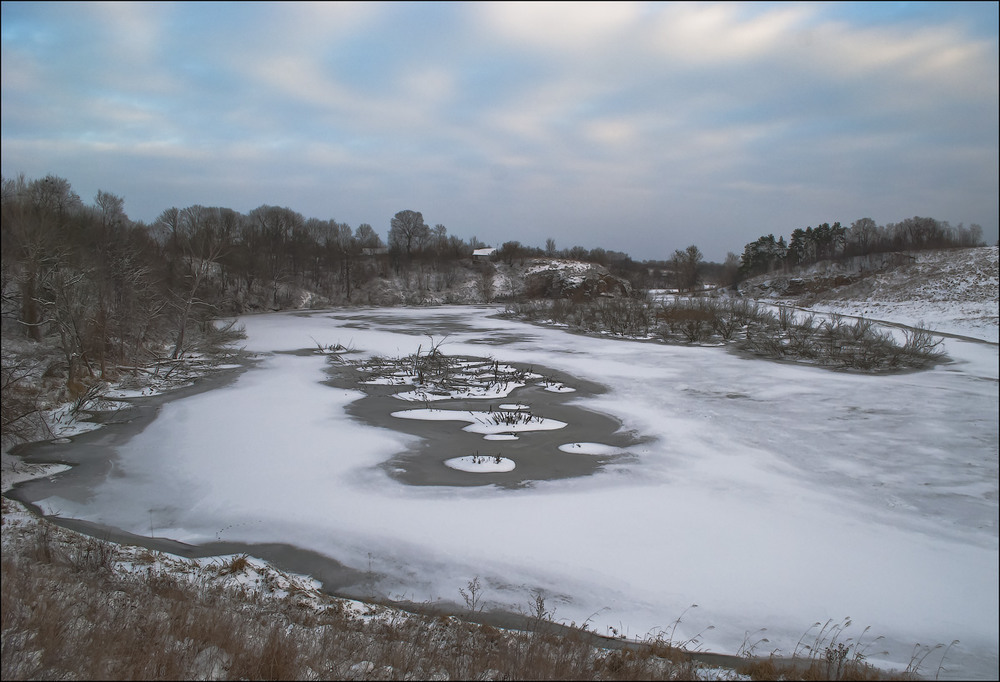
left=504, top=296, right=945, bottom=373
left=3, top=499, right=944, bottom=681
left=2, top=502, right=709, bottom=681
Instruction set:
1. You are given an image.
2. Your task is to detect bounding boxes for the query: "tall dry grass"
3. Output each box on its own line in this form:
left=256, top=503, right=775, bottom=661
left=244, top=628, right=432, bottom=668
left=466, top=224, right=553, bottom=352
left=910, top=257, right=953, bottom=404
left=2, top=506, right=705, bottom=681
left=2, top=503, right=948, bottom=681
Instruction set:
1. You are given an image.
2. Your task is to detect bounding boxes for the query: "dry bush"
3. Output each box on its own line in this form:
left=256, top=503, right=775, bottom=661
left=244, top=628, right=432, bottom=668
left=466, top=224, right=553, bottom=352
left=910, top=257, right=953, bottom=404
left=507, top=294, right=946, bottom=374
left=0, top=348, right=51, bottom=447
left=656, top=299, right=718, bottom=343
left=739, top=655, right=784, bottom=680
left=218, top=553, right=250, bottom=576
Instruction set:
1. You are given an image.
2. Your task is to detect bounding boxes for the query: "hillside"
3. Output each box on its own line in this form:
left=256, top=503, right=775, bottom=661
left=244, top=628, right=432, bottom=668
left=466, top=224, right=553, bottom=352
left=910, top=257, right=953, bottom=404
left=280, top=257, right=632, bottom=309
left=736, top=246, right=999, bottom=342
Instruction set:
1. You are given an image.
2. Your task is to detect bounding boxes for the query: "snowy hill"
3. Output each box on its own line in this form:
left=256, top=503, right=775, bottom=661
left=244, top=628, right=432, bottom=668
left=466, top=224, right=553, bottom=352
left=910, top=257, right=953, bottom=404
left=346, top=257, right=631, bottom=306
left=739, top=246, right=999, bottom=343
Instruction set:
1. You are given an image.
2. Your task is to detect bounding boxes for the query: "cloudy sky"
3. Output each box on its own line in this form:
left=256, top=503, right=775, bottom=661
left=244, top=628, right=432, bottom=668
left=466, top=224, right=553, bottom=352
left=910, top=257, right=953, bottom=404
left=2, top=2, right=997, bottom=261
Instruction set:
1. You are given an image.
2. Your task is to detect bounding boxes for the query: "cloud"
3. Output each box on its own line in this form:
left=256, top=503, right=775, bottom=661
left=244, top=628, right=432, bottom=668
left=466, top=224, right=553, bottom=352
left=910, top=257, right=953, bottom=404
left=476, top=1, right=644, bottom=53
left=582, top=117, right=640, bottom=149
left=83, top=1, right=167, bottom=65
left=1, top=2, right=996, bottom=259
left=647, top=3, right=812, bottom=64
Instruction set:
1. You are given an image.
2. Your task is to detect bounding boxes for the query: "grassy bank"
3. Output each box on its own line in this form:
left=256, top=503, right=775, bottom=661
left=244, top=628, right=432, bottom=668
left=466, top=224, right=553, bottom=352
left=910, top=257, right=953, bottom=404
left=2, top=494, right=932, bottom=681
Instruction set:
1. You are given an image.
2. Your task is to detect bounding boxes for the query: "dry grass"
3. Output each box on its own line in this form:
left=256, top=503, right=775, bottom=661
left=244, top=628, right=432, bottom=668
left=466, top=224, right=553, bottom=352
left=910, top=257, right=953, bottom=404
left=3, top=504, right=955, bottom=681
left=1, top=506, right=713, bottom=681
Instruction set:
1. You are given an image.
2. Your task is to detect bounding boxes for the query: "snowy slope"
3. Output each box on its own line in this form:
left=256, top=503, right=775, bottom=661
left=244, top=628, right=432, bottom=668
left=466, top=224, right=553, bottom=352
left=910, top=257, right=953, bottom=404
left=808, top=247, right=999, bottom=342
left=743, top=247, right=999, bottom=343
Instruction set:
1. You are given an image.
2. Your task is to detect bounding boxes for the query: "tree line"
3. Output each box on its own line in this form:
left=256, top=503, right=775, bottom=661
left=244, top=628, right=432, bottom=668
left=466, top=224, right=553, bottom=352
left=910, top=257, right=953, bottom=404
left=2, top=173, right=988, bottom=402
left=0, top=174, right=656, bottom=399
left=739, top=217, right=985, bottom=277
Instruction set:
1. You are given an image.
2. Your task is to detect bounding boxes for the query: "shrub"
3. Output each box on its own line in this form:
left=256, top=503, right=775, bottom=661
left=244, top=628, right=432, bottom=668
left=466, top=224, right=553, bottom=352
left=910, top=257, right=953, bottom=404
left=504, top=295, right=946, bottom=373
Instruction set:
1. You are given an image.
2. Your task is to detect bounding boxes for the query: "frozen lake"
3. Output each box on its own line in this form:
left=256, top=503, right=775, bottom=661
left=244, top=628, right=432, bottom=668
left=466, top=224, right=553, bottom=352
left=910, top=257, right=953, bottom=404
left=16, top=305, right=1000, bottom=679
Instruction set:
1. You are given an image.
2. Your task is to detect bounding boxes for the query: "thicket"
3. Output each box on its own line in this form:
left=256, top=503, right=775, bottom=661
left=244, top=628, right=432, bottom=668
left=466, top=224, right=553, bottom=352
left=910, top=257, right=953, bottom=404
left=504, top=296, right=945, bottom=372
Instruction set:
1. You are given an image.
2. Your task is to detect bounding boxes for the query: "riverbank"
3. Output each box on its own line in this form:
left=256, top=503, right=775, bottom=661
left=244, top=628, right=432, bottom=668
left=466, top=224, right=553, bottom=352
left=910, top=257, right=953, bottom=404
left=4, top=489, right=909, bottom=681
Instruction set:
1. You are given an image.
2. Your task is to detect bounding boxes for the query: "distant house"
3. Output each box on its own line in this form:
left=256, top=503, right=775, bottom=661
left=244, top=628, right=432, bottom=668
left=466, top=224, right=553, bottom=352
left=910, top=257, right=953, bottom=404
left=361, top=246, right=389, bottom=257
left=472, top=247, right=497, bottom=261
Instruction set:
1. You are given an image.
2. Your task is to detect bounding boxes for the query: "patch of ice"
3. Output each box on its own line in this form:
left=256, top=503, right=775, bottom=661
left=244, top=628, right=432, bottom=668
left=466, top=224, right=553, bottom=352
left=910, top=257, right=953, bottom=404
left=444, top=455, right=516, bottom=473
left=105, top=387, right=157, bottom=398
left=394, top=390, right=452, bottom=402
left=361, top=375, right=415, bottom=386
left=390, top=408, right=567, bottom=436
left=558, top=442, right=624, bottom=455
left=394, top=382, right=525, bottom=402
left=1, top=461, right=72, bottom=493
left=542, top=382, right=575, bottom=393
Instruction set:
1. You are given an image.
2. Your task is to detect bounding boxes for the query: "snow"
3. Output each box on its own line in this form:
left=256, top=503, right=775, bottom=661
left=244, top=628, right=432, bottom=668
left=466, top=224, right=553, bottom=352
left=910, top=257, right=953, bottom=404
left=42, top=405, right=105, bottom=439
left=558, top=443, right=625, bottom=456
left=444, top=455, right=516, bottom=473
left=542, top=382, right=575, bottom=393
left=390, top=408, right=567, bottom=437
left=18, top=303, right=999, bottom=680
left=393, top=382, right=526, bottom=402
left=805, top=298, right=998, bottom=343
left=780, top=247, right=999, bottom=344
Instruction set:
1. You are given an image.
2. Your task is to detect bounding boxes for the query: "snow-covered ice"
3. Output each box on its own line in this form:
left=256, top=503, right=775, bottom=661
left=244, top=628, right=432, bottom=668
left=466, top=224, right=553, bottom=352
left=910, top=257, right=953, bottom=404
left=558, top=443, right=625, bottom=456
left=390, top=408, right=567, bottom=437
left=24, top=304, right=999, bottom=680
left=444, top=455, right=516, bottom=473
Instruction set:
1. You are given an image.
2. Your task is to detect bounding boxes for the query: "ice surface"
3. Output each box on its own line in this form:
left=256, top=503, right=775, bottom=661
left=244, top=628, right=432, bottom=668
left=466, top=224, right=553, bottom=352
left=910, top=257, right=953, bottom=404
left=444, top=456, right=516, bottom=473
left=30, top=305, right=999, bottom=679
left=390, top=407, right=567, bottom=437
left=558, top=442, right=625, bottom=455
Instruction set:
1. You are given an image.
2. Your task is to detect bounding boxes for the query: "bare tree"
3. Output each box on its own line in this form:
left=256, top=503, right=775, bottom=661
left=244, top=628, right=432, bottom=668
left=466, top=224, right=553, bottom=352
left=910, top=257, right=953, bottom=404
left=162, top=208, right=228, bottom=359
left=355, top=223, right=381, bottom=249
left=477, top=262, right=496, bottom=303
left=95, top=190, right=126, bottom=231
left=848, top=217, right=879, bottom=256
left=27, top=174, right=82, bottom=218
left=388, top=210, right=429, bottom=257
left=967, top=224, right=984, bottom=247
left=1, top=348, right=49, bottom=446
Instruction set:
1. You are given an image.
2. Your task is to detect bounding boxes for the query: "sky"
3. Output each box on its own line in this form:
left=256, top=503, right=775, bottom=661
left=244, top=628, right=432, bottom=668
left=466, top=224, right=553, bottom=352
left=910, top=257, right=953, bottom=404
left=2, top=1, right=997, bottom=262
